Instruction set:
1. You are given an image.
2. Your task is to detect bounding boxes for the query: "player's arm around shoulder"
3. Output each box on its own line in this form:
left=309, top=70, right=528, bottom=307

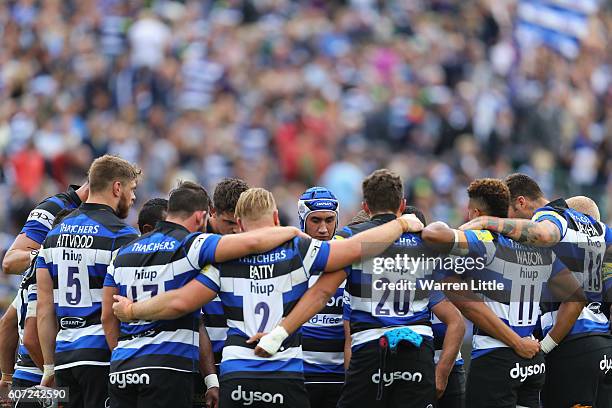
left=213, top=226, right=303, bottom=263
left=325, top=214, right=423, bottom=272
left=459, top=214, right=561, bottom=246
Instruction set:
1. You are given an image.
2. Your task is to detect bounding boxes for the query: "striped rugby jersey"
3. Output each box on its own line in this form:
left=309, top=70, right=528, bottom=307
left=201, top=299, right=227, bottom=366
left=532, top=199, right=612, bottom=338
left=104, top=221, right=220, bottom=374
left=21, top=185, right=82, bottom=245
left=455, top=230, right=566, bottom=358
left=36, top=203, right=138, bottom=370
left=338, top=214, right=443, bottom=350
left=196, top=236, right=331, bottom=381
left=302, top=272, right=345, bottom=382
left=12, top=263, right=43, bottom=383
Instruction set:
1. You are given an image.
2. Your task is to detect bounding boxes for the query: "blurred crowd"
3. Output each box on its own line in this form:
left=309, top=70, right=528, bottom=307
left=1, top=0, right=612, bottom=305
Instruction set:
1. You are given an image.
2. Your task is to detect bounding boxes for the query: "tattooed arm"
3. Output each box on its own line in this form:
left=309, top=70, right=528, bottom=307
left=459, top=216, right=561, bottom=247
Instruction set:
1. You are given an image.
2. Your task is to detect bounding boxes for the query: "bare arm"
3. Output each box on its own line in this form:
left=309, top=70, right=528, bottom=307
left=459, top=216, right=560, bottom=247
left=23, top=317, right=44, bottom=369
left=0, top=306, right=18, bottom=377
left=421, top=222, right=469, bottom=254
left=198, top=319, right=217, bottom=377
left=36, top=267, right=57, bottom=366
left=546, top=269, right=586, bottom=344
left=324, top=215, right=423, bottom=272
left=214, top=227, right=301, bottom=263
left=443, top=276, right=539, bottom=358
left=2, top=234, right=40, bottom=275
left=343, top=320, right=351, bottom=370
left=102, top=286, right=120, bottom=350
left=431, top=300, right=465, bottom=398
left=114, top=280, right=218, bottom=322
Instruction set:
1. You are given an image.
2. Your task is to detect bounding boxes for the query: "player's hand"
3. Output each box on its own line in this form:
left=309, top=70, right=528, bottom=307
left=513, top=337, right=540, bottom=359
left=205, top=387, right=219, bottom=408
left=458, top=216, right=488, bottom=231
left=40, top=374, right=55, bottom=388
left=434, top=366, right=449, bottom=399
left=112, top=295, right=134, bottom=321
left=399, top=214, right=424, bottom=233
left=246, top=333, right=272, bottom=357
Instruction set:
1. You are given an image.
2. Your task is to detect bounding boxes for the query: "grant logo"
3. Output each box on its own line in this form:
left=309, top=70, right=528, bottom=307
left=231, top=385, right=284, bottom=405
left=109, top=372, right=150, bottom=389
left=60, top=317, right=86, bottom=329
left=509, top=362, right=545, bottom=382
left=371, top=371, right=423, bottom=387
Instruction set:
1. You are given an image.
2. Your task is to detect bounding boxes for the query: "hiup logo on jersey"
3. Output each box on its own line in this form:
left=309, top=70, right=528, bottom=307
left=371, top=371, right=423, bottom=387
left=509, top=362, right=545, bottom=382
left=231, top=385, right=284, bottom=405
left=60, top=317, right=86, bottom=329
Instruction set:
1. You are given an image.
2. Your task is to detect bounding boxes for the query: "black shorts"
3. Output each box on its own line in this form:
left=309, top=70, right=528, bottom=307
left=466, top=347, right=545, bottom=408
left=11, top=378, right=41, bottom=408
left=338, top=339, right=436, bottom=408
left=305, top=381, right=342, bottom=408
left=220, top=377, right=309, bottom=408
left=542, top=334, right=612, bottom=408
left=55, top=365, right=109, bottom=408
left=108, top=369, right=193, bottom=408
left=437, top=364, right=466, bottom=408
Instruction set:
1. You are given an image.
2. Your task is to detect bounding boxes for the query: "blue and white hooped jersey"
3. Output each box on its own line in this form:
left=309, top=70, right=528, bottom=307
left=201, top=298, right=227, bottom=366
left=12, top=268, right=43, bottom=383
left=431, top=312, right=463, bottom=366
left=21, top=185, right=82, bottom=245
left=302, top=272, right=345, bottom=382
left=338, top=214, right=442, bottom=350
left=105, top=221, right=221, bottom=374
left=196, top=236, right=330, bottom=381
left=37, top=203, right=138, bottom=370
left=532, top=200, right=612, bottom=338
left=456, top=230, right=566, bottom=359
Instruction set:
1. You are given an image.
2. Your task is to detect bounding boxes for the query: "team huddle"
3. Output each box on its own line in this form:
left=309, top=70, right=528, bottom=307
left=0, top=154, right=611, bottom=408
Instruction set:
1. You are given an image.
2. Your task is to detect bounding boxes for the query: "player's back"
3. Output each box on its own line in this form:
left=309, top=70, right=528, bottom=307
left=532, top=200, right=611, bottom=336
left=337, top=213, right=440, bottom=350
left=107, top=220, right=220, bottom=374
left=37, top=203, right=138, bottom=368
left=197, top=235, right=330, bottom=381
left=460, top=231, right=563, bottom=358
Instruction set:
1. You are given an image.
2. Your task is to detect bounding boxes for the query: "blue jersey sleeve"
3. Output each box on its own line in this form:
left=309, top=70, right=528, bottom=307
left=532, top=207, right=567, bottom=238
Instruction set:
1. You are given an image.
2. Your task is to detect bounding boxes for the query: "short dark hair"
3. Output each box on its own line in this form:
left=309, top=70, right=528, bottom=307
left=168, top=181, right=211, bottom=217
left=88, top=155, right=141, bottom=194
left=213, top=178, right=250, bottom=214
left=504, top=173, right=544, bottom=201
left=403, top=206, right=427, bottom=225
left=137, top=198, right=168, bottom=233
left=52, top=209, right=75, bottom=228
left=467, top=178, right=510, bottom=218
left=362, top=169, right=403, bottom=214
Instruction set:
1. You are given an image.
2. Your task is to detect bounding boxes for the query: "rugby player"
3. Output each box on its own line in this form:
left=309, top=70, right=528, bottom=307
left=137, top=198, right=168, bottom=234
left=112, top=186, right=424, bottom=408
left=2, top=183, right=89, bottom=275
left=253, top=170, right=465, bottom=408
left=297, top=187, right=344, bottom=408
left=103, top=182, right=312, bottom=408
left=201, top=178, right=249, bottom=408
left=36, top=155, right=141, bottom=408
left=460, top=173, right=612, bottom=407
left=422, top=178, right=584, bottom=408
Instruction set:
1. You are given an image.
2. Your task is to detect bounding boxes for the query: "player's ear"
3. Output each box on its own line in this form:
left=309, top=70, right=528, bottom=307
left=236, top=217, right=246, bottom=232
left=362, top=201, right=370, bottom=215
left=272, top=209, right=280, bottom=226
left=398, top=198, right=406, bottom=214
left=517, top=196, right=526, bottom=208
left=112, top=180, right=122, bottom=198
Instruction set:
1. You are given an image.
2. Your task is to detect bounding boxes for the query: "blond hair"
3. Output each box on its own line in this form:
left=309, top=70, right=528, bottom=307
left=567, top=196, right=600, bottom=222
left=234, top=188, right=276, bottom=221
left=88, top=155, right=141, bottom=194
